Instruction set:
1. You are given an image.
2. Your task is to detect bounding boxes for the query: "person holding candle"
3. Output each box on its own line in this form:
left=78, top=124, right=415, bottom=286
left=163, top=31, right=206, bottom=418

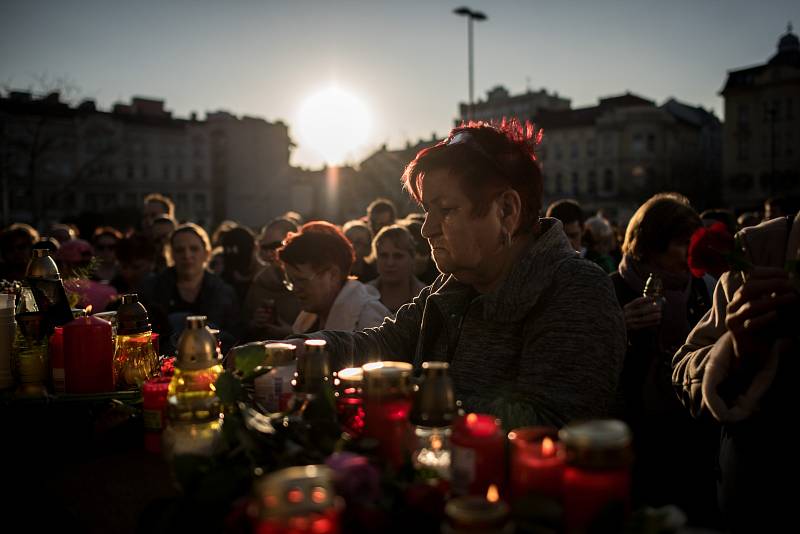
left=262, top=120, right=625, bottom=430
left=673, top=212, right=800, bottom=533
left=138, top=223, right=241, bottom=355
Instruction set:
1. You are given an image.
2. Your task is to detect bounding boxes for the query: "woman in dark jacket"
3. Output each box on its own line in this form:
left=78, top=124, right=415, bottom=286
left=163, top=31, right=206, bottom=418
left=259, top=121, right=626, bottom=431
left=611, top=193, right=719, bottom=526
left=139, top=223, right=240, bottom=354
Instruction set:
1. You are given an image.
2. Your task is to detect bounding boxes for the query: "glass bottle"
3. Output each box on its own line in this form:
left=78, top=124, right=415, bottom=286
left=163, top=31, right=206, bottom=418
left=285, top=340, right=340, bottom=453
left=643, top=272, right=665, bottom=304
left=25, top=249, right=73, bottom=331
left=163, top=315, right=224, bottom=458
left=335, top=367, right=365, bottom=438
left=113, top=294, right=158, bottom=390
left=12, top=289, right=48, bottom=396
left=410, top=361, right=457, bottom=479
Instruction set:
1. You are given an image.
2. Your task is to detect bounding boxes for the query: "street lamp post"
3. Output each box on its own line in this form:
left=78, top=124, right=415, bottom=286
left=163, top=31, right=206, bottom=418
left=454, top=7, right=487, bottom=121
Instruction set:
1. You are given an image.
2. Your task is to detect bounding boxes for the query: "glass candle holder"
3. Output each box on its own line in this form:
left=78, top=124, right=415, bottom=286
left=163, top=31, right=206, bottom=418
left=451, top=413, right=505, bottom=496
left=508, top=426, right=565, bottom=500
left=334, top=367, right=365, bottom=438
left=443, top=485, right=513, bottom=534
left=362, top=361, right=413, bottom=469
left=559, top=419, right=633, bottom=533
left=249, top=464, right=343, bottom=534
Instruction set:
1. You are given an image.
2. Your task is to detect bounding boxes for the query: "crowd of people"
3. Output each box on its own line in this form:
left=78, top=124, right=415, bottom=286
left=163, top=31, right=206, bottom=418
left=1, top=121, right=796, bottom=531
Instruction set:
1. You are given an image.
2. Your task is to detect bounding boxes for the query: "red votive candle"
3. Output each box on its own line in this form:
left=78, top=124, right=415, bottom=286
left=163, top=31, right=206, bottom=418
left=142, top=377, right=171, bottom=454
left=335, top=367, right=365, bottom=438
left=362, top=361, right=414, bottom=469
left=508, top=426, right=565, bottom=500
left=63, top=315, right=114, bottom=393
left=49, top=327, right=65, bottom=394
left=451, top=413, right=505, bottom=496
left=559, top=419, right=632, bottom=532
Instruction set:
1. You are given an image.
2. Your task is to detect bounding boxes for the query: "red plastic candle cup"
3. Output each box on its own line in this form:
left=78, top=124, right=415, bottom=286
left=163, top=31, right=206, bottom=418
left=63, top=315, right=114, bottom=393
left=362, top=361, right=414, bottom=469
left=49, top=327, right=65, bottom=394
left=451, top=413, right=506, bottom=496
left=559, top=420, right=633, bottom=532
left=335, top=367, right=365, bottom=438
left=142, top=377, right=171, bottom=454
left=508, top=426, right=565, bottom=500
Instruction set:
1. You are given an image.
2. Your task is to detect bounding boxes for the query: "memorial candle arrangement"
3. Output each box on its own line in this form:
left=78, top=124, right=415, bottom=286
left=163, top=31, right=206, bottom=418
left=450, top=413, right=505, bottom=496
left=508, top=426, right=565, bottom=500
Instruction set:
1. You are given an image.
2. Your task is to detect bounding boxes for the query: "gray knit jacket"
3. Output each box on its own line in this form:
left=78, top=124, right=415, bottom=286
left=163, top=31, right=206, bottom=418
left=308, top=218, right=626, bottom=429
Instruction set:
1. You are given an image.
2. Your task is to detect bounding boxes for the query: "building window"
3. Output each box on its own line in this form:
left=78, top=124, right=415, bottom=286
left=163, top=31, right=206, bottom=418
left=602, top=169, right=614, bottom=193
left=555, top=172, right=563, bottom=194
left=787, top=97, right=794, bottom=120
left=127, top=164, right=134, bottom=180
left=194, top=167, right=203, bottom=181
left=787, top=133, right=794, bottom=157
left=570, top=142, right=578, bottom=160
left=163, top=165, right=170, bottom=180
left=588, top=171, right=597, bottom=196
left=194, top=193, right=207, bottom=210
left=632, top=133, right=644, bottom=153
left=646, top=134, right=655, bottom=153
left=586, top=139, right=596, bottom=158
left=142, top=165, right=149, bottom=179
left=555, top=144, right=563, bottom=160
left=738, top=136, right=749, bottom=161
left=177, top=166, right=183, bottom=181
left=572, top=172, right=579, bottom=195
left=738, top=104, right=749, bottom=124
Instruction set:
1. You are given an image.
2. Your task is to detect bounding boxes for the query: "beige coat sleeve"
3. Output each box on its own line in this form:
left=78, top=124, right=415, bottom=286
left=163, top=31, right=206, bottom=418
left=672, top=271, right=742, bottom=417
left=672, top=216, right=790, bottom=418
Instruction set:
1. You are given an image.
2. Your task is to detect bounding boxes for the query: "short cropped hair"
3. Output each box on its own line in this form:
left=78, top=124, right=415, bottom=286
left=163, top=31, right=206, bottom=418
left=622, top=193, right=701, bottom=262
left=278, top=221, right=355, bottom=280
left=546, top=199, right=584, bottom=225
left=402, top=119, right=543, bottom=235
left=371, top=224, right=416, bottom=260
left=143, top=193, right=175, bottom=219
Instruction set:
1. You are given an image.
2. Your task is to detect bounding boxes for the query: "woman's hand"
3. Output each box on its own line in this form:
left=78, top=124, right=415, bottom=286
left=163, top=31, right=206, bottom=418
left=623, top=296, right=662, bottom=331
left=725, top=267, right=797, bottom=362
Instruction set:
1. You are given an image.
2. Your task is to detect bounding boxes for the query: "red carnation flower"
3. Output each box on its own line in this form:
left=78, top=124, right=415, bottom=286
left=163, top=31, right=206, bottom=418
left=688, top=222, right=750, bottom=278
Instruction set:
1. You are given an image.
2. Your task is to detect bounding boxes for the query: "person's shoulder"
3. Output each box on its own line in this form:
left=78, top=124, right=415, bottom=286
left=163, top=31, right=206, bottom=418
left=204, top=271, right=237, bottom=298
left=556, top=255, right=609, bottom=282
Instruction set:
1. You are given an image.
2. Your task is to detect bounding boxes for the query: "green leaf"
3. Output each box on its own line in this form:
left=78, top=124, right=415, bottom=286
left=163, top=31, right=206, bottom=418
left=215, top=371, right=242, bottom=405
left=233, top=344, right=266, bottom=376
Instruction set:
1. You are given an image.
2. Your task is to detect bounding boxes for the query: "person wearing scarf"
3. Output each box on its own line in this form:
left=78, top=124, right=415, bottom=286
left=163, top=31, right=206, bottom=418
left=610, top=193, right=719, bottom=528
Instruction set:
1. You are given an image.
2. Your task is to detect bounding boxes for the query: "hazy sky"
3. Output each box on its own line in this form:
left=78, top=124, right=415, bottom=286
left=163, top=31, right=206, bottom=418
left=1, top=0, right=797, bottom=168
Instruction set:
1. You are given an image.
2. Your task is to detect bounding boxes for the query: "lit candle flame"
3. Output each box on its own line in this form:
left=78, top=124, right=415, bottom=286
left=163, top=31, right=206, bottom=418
left=542, top=436, right=556, bottom=457
left=431, top=434, right=442, bottom=451
left=85, top=304, right=93, bottom=315
left=486, top=484, right=499, bottom=503
left=466, top=413, right=478, bottom=425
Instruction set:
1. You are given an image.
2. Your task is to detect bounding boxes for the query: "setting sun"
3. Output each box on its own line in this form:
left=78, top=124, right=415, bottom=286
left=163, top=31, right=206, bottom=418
left=295, top=86, right=371, bottom=166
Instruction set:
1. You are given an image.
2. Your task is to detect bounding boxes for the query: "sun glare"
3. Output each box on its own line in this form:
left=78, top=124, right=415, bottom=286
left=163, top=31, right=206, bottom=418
left=296, top=86, right=371, bottom=166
